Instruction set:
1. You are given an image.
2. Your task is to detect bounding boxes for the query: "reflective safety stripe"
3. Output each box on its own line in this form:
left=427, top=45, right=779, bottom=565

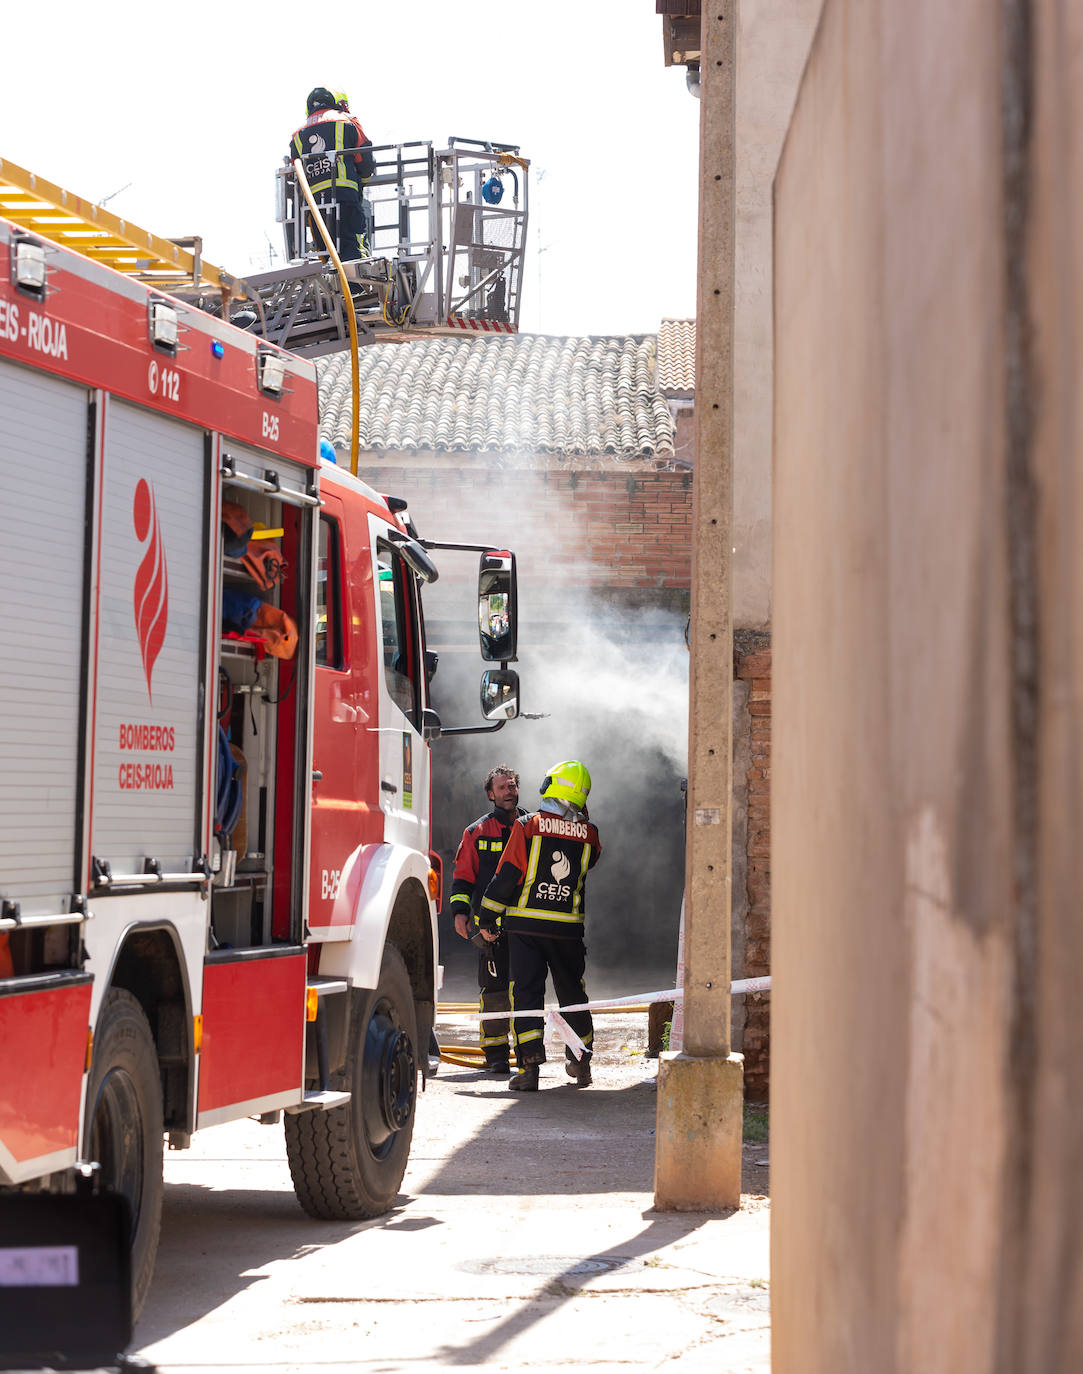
left=450, top=893, right=471, bottom=906
left=507, top=906, right=585, bottom=924
left=572, top=845, right=591, bottom=913
left=332, top=121, right=359, bottom=191
left=481, top=1032, right=508, bottom=1046
left=516, top=1028, right=544, bottom=1044
left=480, top=896, right=504, bottom=915
left=524, top=835, right=543, bottom=889
left=293, top=118, right=359, bottom=193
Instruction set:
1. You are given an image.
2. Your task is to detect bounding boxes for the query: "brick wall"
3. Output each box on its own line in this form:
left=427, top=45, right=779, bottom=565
left=361, top=462, right=692, bottom=599
left=552, top=470, right=693, bottom=592
left=736, top=640, right=771, bottom=1101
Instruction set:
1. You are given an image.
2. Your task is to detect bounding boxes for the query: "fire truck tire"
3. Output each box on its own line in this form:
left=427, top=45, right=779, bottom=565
left=285, top=944, right=418, bottom=1220
left=83, top=988, right=164, bottom=1320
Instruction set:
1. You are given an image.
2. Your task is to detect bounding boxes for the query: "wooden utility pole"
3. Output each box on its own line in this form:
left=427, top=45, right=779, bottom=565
left=654, top=0, right=744, bottom=1210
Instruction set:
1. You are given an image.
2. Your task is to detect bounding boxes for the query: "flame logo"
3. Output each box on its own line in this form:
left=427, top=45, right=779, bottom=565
left=132, top=478, right=168, bottom=704
left=550, top=849, right=571, bottom=883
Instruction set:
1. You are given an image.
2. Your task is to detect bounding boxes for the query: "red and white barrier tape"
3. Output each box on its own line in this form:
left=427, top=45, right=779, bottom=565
left=439, top=978, right=772, bottom=1060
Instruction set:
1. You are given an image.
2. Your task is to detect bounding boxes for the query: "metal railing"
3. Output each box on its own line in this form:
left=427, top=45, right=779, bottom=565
left=226, top=138, right=529, bottom=354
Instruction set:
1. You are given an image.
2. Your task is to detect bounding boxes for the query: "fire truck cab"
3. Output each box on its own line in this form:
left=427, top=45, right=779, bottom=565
left=0, top=219, right=519, bottom=1315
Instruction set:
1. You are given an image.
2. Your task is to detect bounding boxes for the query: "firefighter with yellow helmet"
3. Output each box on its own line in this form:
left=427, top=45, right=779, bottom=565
left=479, top=761, right=602, bottom=1092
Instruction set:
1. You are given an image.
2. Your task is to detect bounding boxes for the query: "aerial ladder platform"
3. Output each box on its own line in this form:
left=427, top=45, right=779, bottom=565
left=0, top=140, right=529, bottom=358
left=244, top=136, right=529, bottom=355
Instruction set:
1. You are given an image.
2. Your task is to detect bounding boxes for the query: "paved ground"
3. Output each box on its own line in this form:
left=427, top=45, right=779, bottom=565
left=133, top=1015, right=770, bottom=1372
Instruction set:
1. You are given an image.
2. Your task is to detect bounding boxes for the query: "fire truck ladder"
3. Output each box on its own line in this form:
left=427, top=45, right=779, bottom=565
left=216, top=137, right=529, bottom=356
left=0, top=157, right=254, bottom=307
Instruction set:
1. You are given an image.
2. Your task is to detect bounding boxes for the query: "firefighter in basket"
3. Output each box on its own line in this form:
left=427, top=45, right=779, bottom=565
left=289, top=86, right=374, bottom=259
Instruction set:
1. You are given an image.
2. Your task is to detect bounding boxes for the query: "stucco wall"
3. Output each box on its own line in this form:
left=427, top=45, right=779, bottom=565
left=772, top=2, right=1083, bottom=1370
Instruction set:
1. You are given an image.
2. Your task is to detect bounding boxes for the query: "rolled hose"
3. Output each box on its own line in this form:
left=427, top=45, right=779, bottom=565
left=215, top=724, right=243, bottom=839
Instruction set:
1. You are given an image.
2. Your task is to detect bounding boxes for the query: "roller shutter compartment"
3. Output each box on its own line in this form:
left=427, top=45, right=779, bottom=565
left=90, top=400, right=207, bottom=876
left=0, top=359, right=90, bottom=917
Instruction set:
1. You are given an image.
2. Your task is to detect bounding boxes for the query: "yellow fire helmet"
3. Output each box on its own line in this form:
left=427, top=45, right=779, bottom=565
left=540, top=760, right=592, bottom=811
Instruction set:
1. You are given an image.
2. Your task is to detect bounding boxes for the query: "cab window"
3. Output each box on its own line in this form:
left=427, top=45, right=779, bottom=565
left=377, top=542, right=419, bottom=725
left=316, top=516, right=343, bottom=668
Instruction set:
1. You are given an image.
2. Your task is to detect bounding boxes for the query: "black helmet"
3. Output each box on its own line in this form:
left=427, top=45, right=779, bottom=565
left=306, top=87, right=336, bottom=116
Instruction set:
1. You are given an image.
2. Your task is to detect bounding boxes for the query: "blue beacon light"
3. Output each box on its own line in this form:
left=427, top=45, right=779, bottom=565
left=210, top=340, right=225, bottom=360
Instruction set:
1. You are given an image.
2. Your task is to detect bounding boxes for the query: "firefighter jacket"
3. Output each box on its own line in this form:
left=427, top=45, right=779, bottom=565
left=289, top=111, right=374, bottom=194
left=479, top=808, right=602, bottom=939
left=450, top=807, right=529, bottom=919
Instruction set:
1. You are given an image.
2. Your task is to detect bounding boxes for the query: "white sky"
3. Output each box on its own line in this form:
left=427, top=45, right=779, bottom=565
left=1, top=1, right=700, bottom=337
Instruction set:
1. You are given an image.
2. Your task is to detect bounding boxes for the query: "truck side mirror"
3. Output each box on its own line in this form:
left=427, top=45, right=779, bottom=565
left=481, top=668, right=520, bottom=721
left=399, top=538, right=439, bottom=584
left=478, top=551, right=517, bottom=661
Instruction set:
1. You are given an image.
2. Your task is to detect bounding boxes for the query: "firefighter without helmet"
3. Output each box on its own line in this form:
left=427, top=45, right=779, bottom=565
left=540, top=760, right=591, bottom=812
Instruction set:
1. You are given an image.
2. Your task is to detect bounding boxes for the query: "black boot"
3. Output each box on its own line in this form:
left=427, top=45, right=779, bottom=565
left=565, top=1052, right=592, bottom=1088
left=508, top=1064, right=540, bottom=1092
left=487, top=1058, right=511, bottom=1076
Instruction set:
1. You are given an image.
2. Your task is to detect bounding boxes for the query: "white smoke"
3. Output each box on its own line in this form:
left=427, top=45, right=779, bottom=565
left=371, top=463, right=691, bottom=997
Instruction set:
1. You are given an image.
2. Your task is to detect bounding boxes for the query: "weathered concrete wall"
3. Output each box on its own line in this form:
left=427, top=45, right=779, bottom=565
left=732, top=0, right=823, bottom=630
left=772, top=1, right=1083, bottom=1370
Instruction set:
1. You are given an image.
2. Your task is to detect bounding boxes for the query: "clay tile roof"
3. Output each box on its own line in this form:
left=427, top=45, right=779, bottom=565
left=316, top=332, right=677, bottom=464
left=656, top=318, right=696, bottom=396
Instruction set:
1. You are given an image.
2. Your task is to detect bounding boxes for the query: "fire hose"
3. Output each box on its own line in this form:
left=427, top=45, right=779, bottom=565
left=292, top=158, right=360, bottom=476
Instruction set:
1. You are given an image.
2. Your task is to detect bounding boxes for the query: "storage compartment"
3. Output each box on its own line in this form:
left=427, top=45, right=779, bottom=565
left=205, top=882, right=254, bottom=951
left=210, top=458, right=314, bottom=954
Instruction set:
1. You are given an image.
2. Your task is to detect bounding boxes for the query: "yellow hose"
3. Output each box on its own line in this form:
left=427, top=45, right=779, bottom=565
left=292, top=159, right=360, bottom=476
left=439, top=1050, right=518, bottom=1070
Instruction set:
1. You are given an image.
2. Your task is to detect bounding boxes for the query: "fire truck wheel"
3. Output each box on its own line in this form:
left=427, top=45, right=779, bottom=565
left=84, top=988, right=165, bottom=1320
left=285, top=944, right=418, bottom=1220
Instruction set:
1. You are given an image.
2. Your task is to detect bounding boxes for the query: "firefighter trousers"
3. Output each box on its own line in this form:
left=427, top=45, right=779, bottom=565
left=477, top=933, right=511, bottom=1066
left=290, top=189, right=366, bottom=261
left=508, top=932, right=593, bottom=1066
left=334, top=189, right=367, bottom=259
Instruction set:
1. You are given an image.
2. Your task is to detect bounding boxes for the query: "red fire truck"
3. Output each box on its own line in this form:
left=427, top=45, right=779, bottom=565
left=0, top=218, right=520, bottom=1314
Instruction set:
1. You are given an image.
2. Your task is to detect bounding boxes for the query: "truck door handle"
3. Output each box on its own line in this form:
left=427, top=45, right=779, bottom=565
left=381, top=780, right=398, bottom=794
left=312, top=770, right=323, bottom=782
